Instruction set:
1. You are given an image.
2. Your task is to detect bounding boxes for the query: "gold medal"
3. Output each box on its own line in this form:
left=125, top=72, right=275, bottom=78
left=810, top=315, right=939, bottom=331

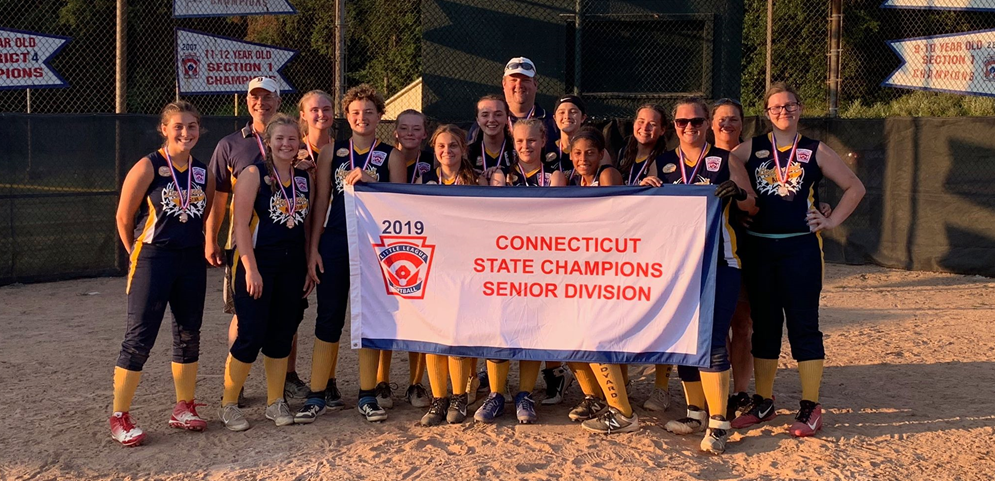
left=778, top=185, right=789, bottom=196
left=179, top=213, right=189, bottom=223
left=287, top=218, right=295, bottom=228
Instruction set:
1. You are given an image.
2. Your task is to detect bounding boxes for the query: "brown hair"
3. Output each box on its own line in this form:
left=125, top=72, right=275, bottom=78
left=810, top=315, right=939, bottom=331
left=297, top=89, right=334, bottom=139
left=619, top=103, right=668, bottom=179
left=342, top=83, right=386, bottom=115
left=569, top=126, right=606, bottom=152
left=158, top=100, right=201, bottom=142
left=764, top=82, right=801, bottom=110
left=430, top=124, right=478, bottom=186
left=262, top=113, right=301, bottom=193
left=475, top=94, right=510, bottom=118
left=671, top=96, right=710, bottom=122
left=710, top=98, right=744, bottom=121
left=396, top=109, right=426, bottom=126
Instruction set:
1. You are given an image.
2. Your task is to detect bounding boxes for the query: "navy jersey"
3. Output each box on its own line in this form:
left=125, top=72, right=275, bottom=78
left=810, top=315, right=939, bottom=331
left=567, top=165, right=613, bottom=186
left=244, top=163, right=311, bottom=249
left=405, top=150, right=434, bottom=184
left=133, top=150, right=209, bottom=249
left=619, top=150, right=661, bottom=186
left=467, top=136, right=514, bottom=172
left=543, top=139, right=573, bottom=173
left=745, top=134, right=823, bottom=235
left=658, top=145, right=740, bottom=268
left=505, top=162, right=558, bottom=187
left=419, top=167, right=472, bottom=185
left=327, top=139, right=394, bottom=233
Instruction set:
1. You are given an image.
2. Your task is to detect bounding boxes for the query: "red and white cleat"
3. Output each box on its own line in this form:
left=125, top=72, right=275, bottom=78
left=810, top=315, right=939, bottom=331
left=169, top=400, right=208, bottom=431
left=789, top=400, right=823, bottom=437
left=110, top=412, right=146, bottom=447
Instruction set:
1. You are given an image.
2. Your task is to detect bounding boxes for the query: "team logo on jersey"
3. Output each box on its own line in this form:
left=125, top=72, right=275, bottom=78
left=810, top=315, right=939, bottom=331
left=373, top=236, right=436, bottom=299
left=796, top=149, right=812, bottom=164
left=181, top=54, right=200, bottom=79
left=755, top=160, right=804, bottom=197
left=416, top=162, right=431, bottom=174
left=294, top=176, right=308, bottom=192
left=756, top=149, right=770, bottom=159
left=192, top=167, right=206, bottom=184
left=370, top=151, right=388, bottom=167
left=161, top=182, right=206, bottom=219
left=704, top=156, right=722, bottom=172
left=335, top=163, right=378, bottom=193
left=158, top=166, right=172, bottom=177
left=336, top=148, right=349, bottom=157
left=662, top=163, right=677, bottom=174
left=269, top=191, right=309, bottom=226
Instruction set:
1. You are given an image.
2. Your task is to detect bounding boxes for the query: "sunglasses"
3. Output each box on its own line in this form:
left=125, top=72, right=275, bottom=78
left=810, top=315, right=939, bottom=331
left=506, top=61, right=535, bottom=71
left=674, top=117, right=706, bottom=128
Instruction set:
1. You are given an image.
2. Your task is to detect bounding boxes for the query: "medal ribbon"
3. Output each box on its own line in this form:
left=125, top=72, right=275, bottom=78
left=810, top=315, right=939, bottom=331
left=769, top=133, right=799, bottom=188
left=678, top=142, right=709, bottom=185
left=506, top=105, right=537, bottom=131
left=409, top=151, right=423, bottom=184
left=252, top=131, right=267, bottom=160
left=350, top=139, right=380, bottom=171
left=628, top=158, right=649, bottom=186
left=271, top=165, right=297, bottom=221
left=519, top=164, right=545, bottom=187
left=482, top=138, right=506, bottom=172
left=162, top=148, right=192, bottom=214
left=305, top=141, right=316, bottom=164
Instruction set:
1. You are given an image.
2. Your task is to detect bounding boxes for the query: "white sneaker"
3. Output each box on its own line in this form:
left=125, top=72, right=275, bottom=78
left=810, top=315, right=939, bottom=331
left=265, top=398, right=294, bottom=427
left=220, top=404, right=250, bottom=432
left=700, top=417, right=732, bottom=454
left=374, top=382, right=395, bottom=409
left=110, top=412, right=145, bottom=446
left=581, top=407, right=639, bottom=434
left=643, top=387, right=671, bottom=411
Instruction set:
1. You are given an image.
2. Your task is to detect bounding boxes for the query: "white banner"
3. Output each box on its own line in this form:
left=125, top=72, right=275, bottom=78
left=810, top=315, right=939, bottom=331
left=0, top=28, right=70, bottom=90
left=345, top=184, right=722, bottom=366
left=175, top=28, right=296, bottom=95
left=883, top=29, right=995, bottom=97
left=173, top=0, right=297, bottom=18
left=881, top=0, right=995, bottom=11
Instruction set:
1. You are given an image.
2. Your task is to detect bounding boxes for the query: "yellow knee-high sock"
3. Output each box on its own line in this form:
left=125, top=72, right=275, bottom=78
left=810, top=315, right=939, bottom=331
left=222, top=355, right=252, bottom=406
left=754, top=358, right=779, bottom=399
left=700, top=370, right=731, bottom=418
left=487, top=360, right=510, bottom=394
left=450, top=357, right=472, bottom=395
left=798, top=360, right=824, bottom=403
left=309, top=339, right=337, bottom=392
left=591, top=364, right=632, bottom=417
left=655, top=364, right=673, bottom=389
left=171, top=362, right=198, bottom=403
left=519, top=360, right=541, bottom=393
left=358, top=348, right=380, bottom=391
left=425, top=354, right=450, bottom=398
left=327, top=341, right=340, bottom=380
left=682, top=380, right=706, bottom=410
left=408, top=352, right=425, bottom=386
left=263, top=356, right=288, bottom=405
left=113, top=367, right=142, bottom=413
left=545, top=361, right=562, bottom=369
left=568, top=362, right=602, bottom=398
left=378, top=350, right=393, bottom=384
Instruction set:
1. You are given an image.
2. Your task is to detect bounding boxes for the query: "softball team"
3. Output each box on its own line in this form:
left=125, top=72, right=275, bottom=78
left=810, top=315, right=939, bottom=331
left=112, top=73, right=863, bottom=452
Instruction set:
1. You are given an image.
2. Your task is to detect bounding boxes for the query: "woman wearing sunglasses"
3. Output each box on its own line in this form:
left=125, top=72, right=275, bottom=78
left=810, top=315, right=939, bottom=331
left=729, top=82, right=864, bottom=438
left=645, top=97, right=757, bottom=454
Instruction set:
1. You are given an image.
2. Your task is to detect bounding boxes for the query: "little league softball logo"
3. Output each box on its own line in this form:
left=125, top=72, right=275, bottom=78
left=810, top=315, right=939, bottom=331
left=373, top=236, right=436, bottom=299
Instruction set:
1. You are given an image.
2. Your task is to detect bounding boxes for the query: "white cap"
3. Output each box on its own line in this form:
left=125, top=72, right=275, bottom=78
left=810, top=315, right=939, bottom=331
left=504, top=57, right=537, bottom=78
left=247, top=76, right=280, bottom=96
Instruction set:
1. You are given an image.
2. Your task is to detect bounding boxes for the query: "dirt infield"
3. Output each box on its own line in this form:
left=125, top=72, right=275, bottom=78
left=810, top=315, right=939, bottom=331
left=1, top=264, right=993, bottom=480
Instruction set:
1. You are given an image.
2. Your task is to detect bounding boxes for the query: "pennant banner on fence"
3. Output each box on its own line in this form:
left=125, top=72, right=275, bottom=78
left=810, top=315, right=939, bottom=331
left=881, top=0, right=995, bottom=11
left=0, top=28, right=70, bottom=90
left=344, top=183, right=722, bottom=366
left=882, top=29, right=995, bottom=96
left=173, top=0, right=297, bottom=18
left=175, top=28, right=296, bottom=95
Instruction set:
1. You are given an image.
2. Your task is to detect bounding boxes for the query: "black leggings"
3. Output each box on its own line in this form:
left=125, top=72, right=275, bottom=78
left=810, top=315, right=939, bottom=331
left=314, top=232, right=349, bottom=343
left=117, top=245, right=205, bottom=371
left=230, top=246, right=307, bottom=363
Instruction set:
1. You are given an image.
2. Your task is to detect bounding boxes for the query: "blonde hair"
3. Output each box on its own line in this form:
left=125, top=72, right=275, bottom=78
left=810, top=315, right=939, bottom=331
left=297, top=89, right=334, bottom=138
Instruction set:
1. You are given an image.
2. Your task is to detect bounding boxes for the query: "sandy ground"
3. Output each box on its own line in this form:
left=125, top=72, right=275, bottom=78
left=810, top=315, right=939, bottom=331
left=1, top=264, right=994, bottom=480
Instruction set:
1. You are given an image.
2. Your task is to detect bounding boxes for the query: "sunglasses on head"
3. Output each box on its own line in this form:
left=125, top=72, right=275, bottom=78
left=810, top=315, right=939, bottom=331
left=675, top=117, right=706, bottom=128
left=506, top=61, right=535, bottom=71
left=714, top=97, right=742, bottom=107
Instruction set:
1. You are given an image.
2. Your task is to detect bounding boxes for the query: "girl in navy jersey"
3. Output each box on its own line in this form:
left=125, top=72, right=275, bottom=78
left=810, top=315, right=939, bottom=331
left=729, top=83, right=864, bottom=438
left=219, top=114, right=314, bottom=432
left=110, top=101, right=214, bottom=446
left=299, top=84, right=407, bottom=424
left=413, top=125, right=481, bottom=425
left=649, top=97, right=757, bottom=454
left=473, top=119, right=564, bottom=425
left=567, top=126, right=622, bottom=187
left=468, top=95, right=516, bottom=185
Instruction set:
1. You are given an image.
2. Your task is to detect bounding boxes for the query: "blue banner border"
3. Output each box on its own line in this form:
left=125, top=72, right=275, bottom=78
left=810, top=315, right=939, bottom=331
left=350, top=183, right=722, bottom=368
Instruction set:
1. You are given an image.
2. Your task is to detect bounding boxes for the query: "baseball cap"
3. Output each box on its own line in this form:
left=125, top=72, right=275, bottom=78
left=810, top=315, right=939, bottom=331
left=504, top=57, right=537, bottom=78
left=247, top=76, right=280, bottom=96
left=554, top=95, right=586, bottom=115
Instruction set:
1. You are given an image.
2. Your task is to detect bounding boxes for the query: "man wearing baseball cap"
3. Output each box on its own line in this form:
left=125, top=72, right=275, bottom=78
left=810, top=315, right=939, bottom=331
left=204, top=77, right=311, bottom=410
